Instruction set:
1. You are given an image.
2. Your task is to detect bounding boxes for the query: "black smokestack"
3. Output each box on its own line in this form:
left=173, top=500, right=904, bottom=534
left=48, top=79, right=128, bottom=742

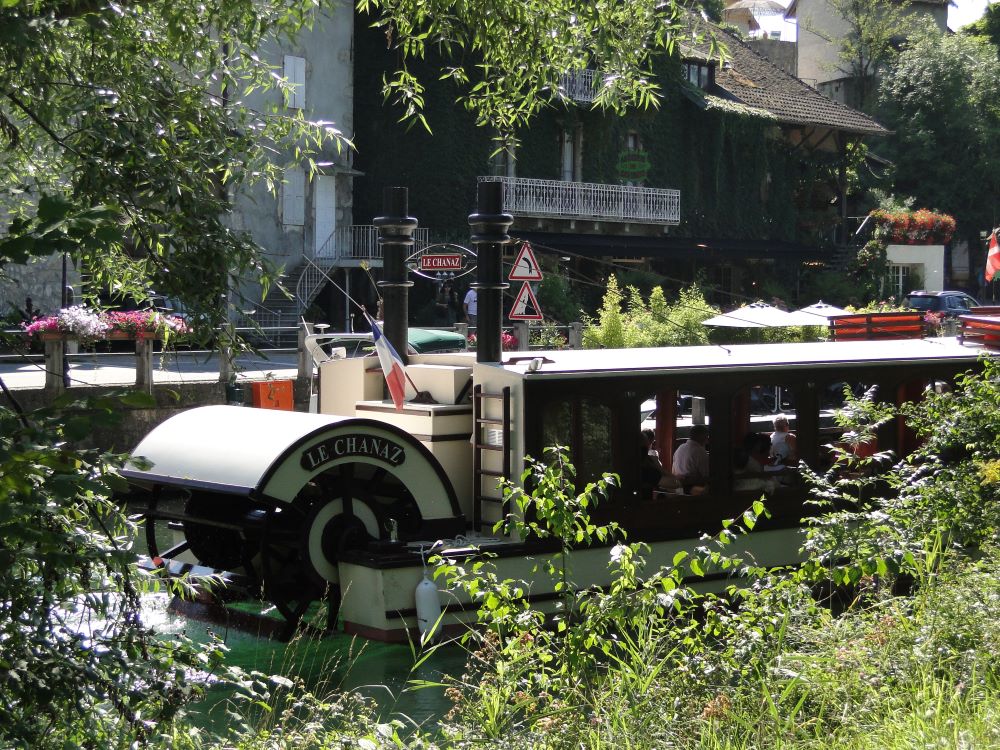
left=375, top=187, right=417, bottom=363
left=469, top=181, right=512, bottom=363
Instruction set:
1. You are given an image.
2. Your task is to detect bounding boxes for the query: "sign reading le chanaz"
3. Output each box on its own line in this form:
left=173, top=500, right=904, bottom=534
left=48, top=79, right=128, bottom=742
left=301, top=434, right=406, bottom=470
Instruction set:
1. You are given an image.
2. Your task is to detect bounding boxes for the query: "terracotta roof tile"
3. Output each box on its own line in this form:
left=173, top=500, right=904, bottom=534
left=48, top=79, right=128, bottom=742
left=681, top=20, right=888, bottom=136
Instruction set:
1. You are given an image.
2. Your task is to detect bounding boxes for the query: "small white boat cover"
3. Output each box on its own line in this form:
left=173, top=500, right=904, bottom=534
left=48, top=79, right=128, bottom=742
left=122, top=405, right=351, bottom=496
left=122, top=405, right=462, bottom=522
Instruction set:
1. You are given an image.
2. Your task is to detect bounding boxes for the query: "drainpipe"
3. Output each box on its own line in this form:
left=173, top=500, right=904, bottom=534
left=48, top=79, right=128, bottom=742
left=469, top=180, right=513, bottom=363
left=375, top=187, right=416, bottom=363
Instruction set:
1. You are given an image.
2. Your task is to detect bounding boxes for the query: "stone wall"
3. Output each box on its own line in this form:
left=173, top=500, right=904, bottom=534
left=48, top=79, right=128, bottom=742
left=0, top=255, right=81, bottom=321
left=11, top=378, right=311, bottom=452
left=747, top=39, right=797, bottom=78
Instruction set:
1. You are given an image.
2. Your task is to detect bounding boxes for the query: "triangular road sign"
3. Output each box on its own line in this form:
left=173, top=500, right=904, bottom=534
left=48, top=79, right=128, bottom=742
left=509, top=282, right=543, bottom=321
left=508, top=242, right=543, bottom=281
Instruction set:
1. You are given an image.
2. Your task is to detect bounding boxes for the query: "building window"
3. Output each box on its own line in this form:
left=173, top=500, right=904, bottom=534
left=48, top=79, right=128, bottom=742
left=888, top=264, right=912, bottom=298
left=618, top=131, right=649, bottom=186
left=684, top=62, right=712, bottom=89
left=560, top=127, right=582, bottom=182
left=490, top=142, right=516, bottom=177
left=283, top=54, right=306, bottom=110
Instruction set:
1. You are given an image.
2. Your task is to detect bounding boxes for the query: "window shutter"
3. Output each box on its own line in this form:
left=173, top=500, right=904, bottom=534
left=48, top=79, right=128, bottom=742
left=282, top=166, right=305, bottom=226
left=313, top=175, right=337, bottom=255
left=284, top=55, right=306, bottom=110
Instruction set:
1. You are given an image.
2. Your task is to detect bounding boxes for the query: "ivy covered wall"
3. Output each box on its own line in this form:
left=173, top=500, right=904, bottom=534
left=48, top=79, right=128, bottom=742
left=354, top=19, right=821, bottom=244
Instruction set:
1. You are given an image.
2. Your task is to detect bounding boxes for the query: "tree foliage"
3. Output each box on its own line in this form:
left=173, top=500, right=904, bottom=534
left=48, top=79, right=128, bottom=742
left=0, top=393, right=228, bottom=748
left=356, top=0, right=719, bottom=136
left=582, top=277, right=719, bottom=348
left=0, top=0, right=344, bottom=336
left=961, top=1, right=1000, bottom=51
left=878, top=27, right=1000, bottom=263
left=0, top=2, right=344, bottom=746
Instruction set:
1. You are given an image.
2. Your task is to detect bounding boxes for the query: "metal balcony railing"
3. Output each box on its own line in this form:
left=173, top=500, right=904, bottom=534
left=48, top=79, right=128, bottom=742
left=559, top=70, right=598, bottom=103
left=479, top=176, right=681, bottom=226
left=314, top=225, right=431, bottom=262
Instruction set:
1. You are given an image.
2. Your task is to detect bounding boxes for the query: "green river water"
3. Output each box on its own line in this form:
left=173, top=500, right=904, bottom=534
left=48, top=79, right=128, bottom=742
left=142, top=593, right=466, bottom=734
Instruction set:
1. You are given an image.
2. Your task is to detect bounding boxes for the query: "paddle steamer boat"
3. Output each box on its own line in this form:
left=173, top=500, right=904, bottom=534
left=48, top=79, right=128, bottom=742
left=121, top=185, right=988, bottom=640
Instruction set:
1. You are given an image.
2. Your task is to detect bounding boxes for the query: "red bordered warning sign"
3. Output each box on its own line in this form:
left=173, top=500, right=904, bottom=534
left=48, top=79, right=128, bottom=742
left=508, top=242, right=543, bottom=281
left=509, top=282, right=543, bottom=320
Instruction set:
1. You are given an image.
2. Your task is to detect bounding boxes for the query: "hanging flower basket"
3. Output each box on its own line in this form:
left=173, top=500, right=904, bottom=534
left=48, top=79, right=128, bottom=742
left=869, top=208, right=956, bottom=245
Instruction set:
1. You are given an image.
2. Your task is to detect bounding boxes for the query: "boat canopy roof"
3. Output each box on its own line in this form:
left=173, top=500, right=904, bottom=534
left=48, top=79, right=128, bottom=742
left=496, top=338, right=984, bottom=379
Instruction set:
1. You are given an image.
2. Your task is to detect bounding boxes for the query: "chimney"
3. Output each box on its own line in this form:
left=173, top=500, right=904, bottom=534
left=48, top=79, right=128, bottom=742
left=374, top=187, right=417, bottom=363
left=468, top=181, right=513, bottom=363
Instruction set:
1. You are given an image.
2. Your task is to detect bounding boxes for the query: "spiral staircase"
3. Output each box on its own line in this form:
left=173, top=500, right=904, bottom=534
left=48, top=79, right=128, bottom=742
left=244, top=225, right=430, bottom=345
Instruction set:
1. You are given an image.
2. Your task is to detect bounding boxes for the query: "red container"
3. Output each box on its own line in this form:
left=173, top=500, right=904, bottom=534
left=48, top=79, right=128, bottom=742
left=251, top=379, right=294, bottom=410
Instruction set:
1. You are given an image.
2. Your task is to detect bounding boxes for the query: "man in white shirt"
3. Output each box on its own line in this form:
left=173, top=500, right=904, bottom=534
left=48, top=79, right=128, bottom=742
left=463, top=287, right=478, bottom=325
left=671, top=424, right=709, bottom=489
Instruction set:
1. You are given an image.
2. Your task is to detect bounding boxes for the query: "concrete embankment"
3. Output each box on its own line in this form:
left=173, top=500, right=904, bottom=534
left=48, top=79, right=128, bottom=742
left=2, top=349, right=308, bottom=450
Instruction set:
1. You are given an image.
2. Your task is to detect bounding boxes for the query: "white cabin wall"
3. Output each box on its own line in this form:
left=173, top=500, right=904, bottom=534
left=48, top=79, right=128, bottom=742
left=319, top=357, right=383, bottom=415
left=472, top=363, right=528, bottom=536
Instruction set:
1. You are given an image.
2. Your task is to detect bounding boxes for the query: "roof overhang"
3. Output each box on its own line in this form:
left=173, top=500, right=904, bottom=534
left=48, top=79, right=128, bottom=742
left=512, top=230, right=829, bottom=262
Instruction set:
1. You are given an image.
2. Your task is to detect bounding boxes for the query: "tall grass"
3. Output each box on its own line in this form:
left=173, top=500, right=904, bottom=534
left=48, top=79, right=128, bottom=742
left=171, top=369, right=1000, bottom=748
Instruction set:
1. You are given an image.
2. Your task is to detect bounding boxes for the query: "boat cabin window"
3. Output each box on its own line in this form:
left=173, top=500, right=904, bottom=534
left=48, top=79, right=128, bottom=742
left=541, top=395, right=616, bottom=487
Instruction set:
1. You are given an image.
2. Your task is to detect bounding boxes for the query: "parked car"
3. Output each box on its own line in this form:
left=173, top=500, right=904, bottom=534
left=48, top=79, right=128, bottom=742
left=903, top=290, right=980, bottom=318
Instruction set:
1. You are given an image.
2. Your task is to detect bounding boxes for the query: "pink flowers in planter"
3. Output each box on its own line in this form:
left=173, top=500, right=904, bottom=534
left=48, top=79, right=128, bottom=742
left=24, top=305, right=110, bottom=341
left=467, top=331, right=520, bottom=351
left=105, top=310, right=189, bottom=336
left=23, top=306, right=189, bottom=341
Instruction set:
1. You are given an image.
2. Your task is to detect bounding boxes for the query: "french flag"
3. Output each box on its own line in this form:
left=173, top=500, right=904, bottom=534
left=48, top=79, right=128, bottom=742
left=366, top=313, right=407, bottom=410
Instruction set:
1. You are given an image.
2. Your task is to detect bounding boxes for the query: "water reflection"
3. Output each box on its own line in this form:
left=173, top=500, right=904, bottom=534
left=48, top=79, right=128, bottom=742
left=142, top=593, right=466, bottom=733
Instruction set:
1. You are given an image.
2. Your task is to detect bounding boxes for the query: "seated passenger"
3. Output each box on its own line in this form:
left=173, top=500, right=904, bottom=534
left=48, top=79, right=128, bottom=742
left=642, top=430, right=683, bottom=495
left=642, top=429, right=659, bottom=459
left=734, top=433, right=778, bottom=494
left=672, top=424, right=710, bottom=492
left=769, top=415, right=797, bottom=467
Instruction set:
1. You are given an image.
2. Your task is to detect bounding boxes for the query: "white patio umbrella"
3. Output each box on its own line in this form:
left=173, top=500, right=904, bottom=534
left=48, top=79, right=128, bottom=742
left=702, top=302, right=825, bottom=328
left=723, top=0, right=787, bottom=22
left=794, top=301, right=851, bottom=320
